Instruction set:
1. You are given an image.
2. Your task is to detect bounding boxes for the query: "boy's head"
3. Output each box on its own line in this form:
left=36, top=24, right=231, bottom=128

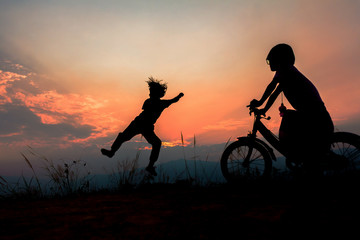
left=147, top=77, right=167, bottom=98
left=266, top=43, right=295, bottom=71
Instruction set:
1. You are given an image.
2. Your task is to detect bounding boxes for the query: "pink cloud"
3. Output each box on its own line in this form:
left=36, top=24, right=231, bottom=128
left=0, top=70, right=27, bottom=104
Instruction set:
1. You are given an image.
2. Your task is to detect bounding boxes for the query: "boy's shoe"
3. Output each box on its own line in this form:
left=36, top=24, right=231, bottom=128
left=101, top=148, right=115, bottom=158
left=145, top=166, right=157, bottom=176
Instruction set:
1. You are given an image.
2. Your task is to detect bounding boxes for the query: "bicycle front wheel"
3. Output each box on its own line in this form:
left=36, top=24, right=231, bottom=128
left=221, top=138, right=272, bottom=183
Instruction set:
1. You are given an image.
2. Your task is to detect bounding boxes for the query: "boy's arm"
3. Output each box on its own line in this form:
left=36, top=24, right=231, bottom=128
left=250, top=78, right=279, bottom=108
left=262, top=85, right=282, bottom=114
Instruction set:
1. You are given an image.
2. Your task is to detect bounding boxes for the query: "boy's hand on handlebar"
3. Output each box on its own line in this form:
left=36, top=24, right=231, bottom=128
left=249, top=99, right=261, bottom=108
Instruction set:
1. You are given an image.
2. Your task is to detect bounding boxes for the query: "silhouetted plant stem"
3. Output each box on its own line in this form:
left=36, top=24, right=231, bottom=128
left=181, top=131, right=192, bottom=180
left=21, top=153, right=43, bottom=196
left=193, top=134, right=197, bottom=182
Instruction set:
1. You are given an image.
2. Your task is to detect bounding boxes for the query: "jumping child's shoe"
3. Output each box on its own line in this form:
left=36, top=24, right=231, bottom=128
left=145, top=166, right=158, bottom=176
left=101, top=148, right=115, bottom=158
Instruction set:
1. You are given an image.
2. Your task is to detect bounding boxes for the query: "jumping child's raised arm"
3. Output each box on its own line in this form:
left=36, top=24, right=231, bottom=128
left=170, top=93, right=184, bottom=104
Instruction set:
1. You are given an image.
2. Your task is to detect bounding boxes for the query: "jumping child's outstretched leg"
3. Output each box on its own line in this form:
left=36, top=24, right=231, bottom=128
left=101, top=132, right=124, bottom=158
left=101, top=122, right=138, bottom=158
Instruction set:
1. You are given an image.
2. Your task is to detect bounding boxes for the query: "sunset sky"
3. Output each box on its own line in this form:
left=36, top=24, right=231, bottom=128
left=1, top=0, right=359, bottom=177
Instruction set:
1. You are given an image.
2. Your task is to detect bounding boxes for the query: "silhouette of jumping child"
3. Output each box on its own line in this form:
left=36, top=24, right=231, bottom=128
left=101, top=77, right=184, bottom=176
left=249, top=43, right=334, bottom=169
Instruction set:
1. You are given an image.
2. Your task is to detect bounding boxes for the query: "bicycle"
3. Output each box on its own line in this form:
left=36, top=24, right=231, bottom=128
left=220, top=106, right=360, bottom=182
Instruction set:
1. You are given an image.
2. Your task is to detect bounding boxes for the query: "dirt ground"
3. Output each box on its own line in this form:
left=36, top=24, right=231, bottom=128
left=1, top=179, right=359, bottom=240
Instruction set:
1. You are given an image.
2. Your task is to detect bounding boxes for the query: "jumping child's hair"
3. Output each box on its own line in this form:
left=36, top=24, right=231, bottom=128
left=147, top=76, right=167, bottom=98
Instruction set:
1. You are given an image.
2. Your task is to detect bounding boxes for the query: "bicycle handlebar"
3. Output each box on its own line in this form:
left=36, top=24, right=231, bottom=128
left=246, top=105, right=271, bottom=120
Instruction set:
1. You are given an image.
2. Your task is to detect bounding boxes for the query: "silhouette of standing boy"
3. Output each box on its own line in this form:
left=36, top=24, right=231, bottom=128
left=101, top=77, right=184, bottom=176
left=249, top=44, right=334, bottom=167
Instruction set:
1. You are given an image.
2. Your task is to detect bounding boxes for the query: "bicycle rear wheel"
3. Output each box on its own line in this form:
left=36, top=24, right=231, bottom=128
left=329, top=132, right=360, bottom=174
left=220, top=138, right=272, bottom=183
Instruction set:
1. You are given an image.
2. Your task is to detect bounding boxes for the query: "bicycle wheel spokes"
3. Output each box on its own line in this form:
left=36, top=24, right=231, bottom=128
left=221, top=138, right=272, bottom=182
left=331, top=141, right=360, bottom=171
left=227, top=145, right=266, bottom=179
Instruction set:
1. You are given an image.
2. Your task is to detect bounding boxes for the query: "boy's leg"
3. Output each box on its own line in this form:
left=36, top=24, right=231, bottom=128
left=101, top=121, right=139, bottom=158
left=143, top=130, right=162, bottom=175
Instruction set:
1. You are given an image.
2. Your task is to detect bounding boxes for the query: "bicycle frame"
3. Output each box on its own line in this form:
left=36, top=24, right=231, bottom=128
left=248, top=113, right=286, bottom=157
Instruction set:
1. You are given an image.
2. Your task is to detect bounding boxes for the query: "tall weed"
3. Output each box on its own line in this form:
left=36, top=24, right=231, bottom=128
left=179, top=133, right=229, bottom=186
left=109, top=151, right=141, bottom=189
left=22, top=147, right=92, bottom=196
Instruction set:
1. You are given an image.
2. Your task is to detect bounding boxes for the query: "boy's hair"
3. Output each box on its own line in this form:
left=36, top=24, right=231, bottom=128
left=147, top=77, right=167, bottom=98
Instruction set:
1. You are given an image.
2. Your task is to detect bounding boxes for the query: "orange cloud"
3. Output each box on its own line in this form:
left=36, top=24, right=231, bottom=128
left=1, top=66, right=125, bottom=146
left=17, top=90, right=124, bottom=143
left=0, top=70, right=27, bottom=84
left=162, top=139, right=191, bottom=148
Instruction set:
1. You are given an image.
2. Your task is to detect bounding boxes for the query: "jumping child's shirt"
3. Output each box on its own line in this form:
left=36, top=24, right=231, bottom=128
left=135, top=98, right=173, bottom=125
